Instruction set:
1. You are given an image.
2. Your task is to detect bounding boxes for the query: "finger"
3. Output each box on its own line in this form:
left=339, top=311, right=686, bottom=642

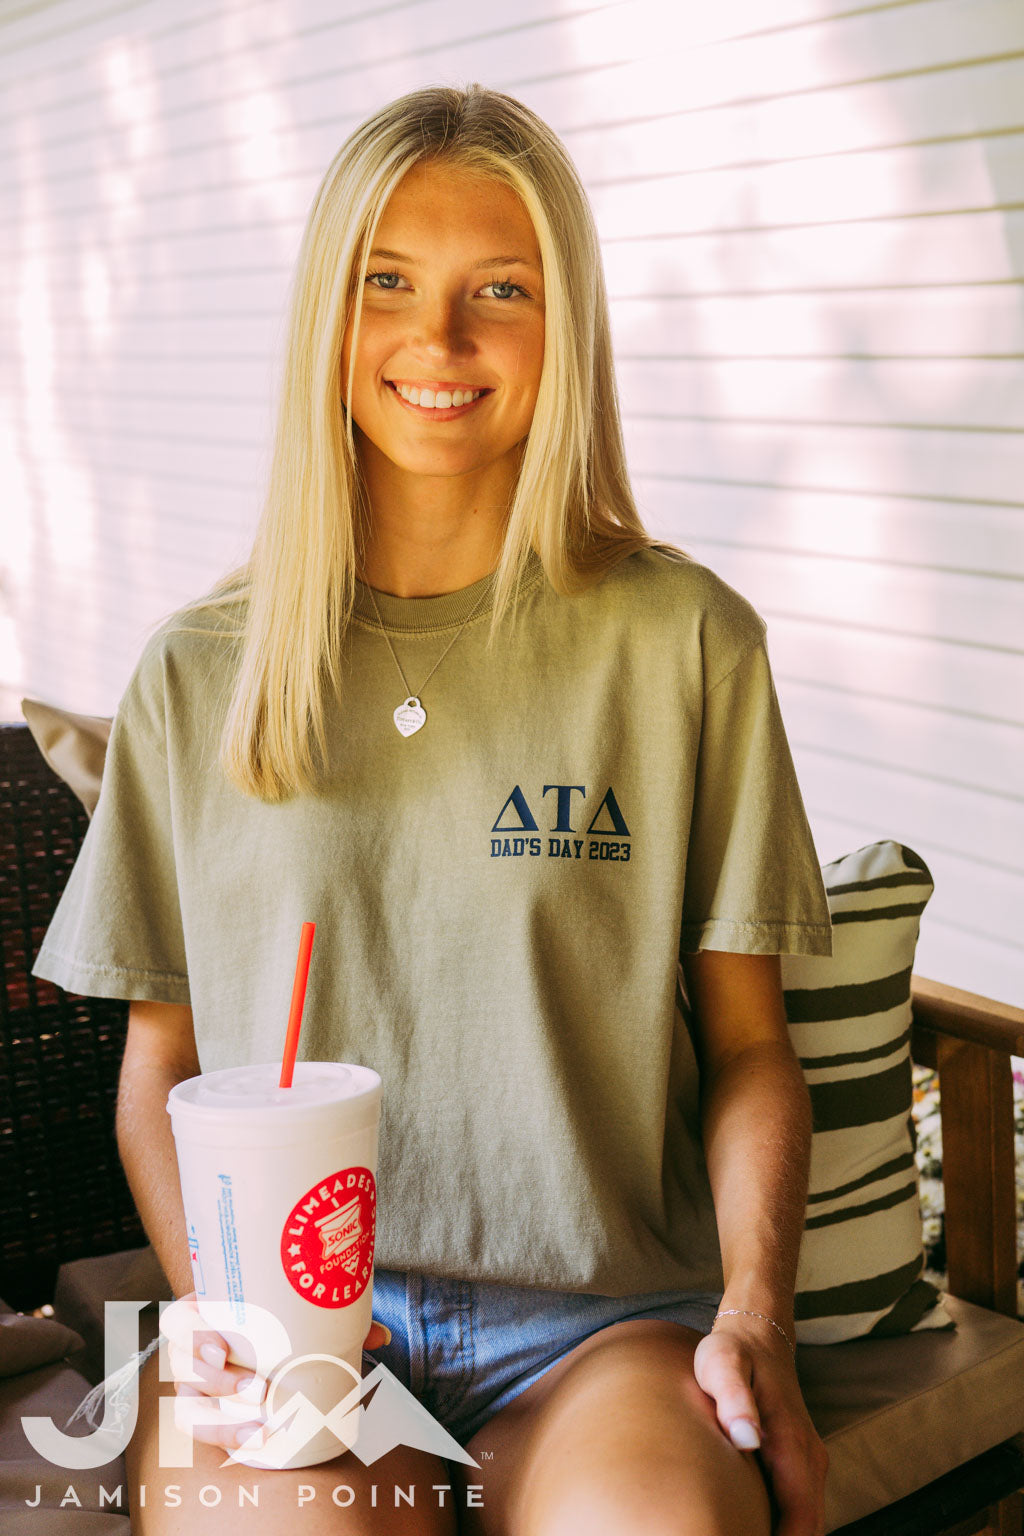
left=693, top=1338, right=762, bottom=1448
left=363, top=1320, right=393, bottom=1351
left=174, top=1390, right=265, bottom=1452
left=763, top=1439, right=829, bottom=1536
left=766, top=1461, right=824, bottom=1536
left=167, top=1340, right=266, bottom=1406
left=160, top=1294, right=230, bottom=1370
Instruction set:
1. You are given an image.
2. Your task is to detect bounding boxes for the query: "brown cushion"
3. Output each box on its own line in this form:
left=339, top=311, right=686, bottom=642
left=0, top=1357, right=128, bottom=1531
left=20, top=699, right=112, bottom=817
left=799, top=1293, right=1024, bottom=1530
left=0, top=1313, right=85, bottom=1381
left=53, top=1249, right=170, bottom=1388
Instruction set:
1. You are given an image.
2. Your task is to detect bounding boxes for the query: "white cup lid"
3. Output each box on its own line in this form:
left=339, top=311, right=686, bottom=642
left=168, top=1061, right=381, bottom=1123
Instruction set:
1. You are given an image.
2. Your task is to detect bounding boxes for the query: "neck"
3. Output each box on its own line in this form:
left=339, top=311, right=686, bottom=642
left=355, top=435, right=516, bottom=598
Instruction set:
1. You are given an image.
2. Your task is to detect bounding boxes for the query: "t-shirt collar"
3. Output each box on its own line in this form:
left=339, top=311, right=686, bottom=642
left=352, top=550, right=542, bottom=633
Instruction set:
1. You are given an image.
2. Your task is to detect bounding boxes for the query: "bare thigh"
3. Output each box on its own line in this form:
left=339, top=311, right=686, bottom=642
left=451, top=1319, right=772, bottom=1536
left=124, top=1349, right=459, bottom=1536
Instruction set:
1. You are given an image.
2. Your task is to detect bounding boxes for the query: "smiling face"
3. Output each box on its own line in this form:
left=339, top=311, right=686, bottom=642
left=339, top=159, right=546, bottom=497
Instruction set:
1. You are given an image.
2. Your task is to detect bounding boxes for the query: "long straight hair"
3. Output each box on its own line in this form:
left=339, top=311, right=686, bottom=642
left=190, top=84, right=675, bottom=801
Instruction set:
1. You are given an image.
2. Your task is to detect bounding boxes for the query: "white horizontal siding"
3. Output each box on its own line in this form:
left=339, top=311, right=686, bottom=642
left=620, top=359, right=1024, bottom=432
left=0, top=0, right=1021, bottom=1005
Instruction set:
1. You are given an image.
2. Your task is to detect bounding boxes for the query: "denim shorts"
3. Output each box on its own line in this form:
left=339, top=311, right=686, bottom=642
left=362, top=1268, right=723, bottom=1446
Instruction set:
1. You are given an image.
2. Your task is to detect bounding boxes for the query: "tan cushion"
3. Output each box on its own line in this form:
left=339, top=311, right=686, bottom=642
left=0, top=1357, right=128, bottom=1531
left=0, top=1314, right=85, bottom=1381
left=799, top=1293, right=1024, bottom=1531
left=53, top=1249, right=170, bottom=1388
left=20, top=699, right=112, bottom=818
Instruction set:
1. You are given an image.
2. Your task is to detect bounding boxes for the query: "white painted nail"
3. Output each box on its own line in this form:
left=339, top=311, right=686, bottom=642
left=729, top=1418, right=761, bottom=1450
left=234, top=1373, right=267, bottom=1405
left=200, top=1343, right=227, bottom=1370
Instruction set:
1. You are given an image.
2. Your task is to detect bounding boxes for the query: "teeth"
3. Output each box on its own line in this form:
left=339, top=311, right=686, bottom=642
left=395, top=383, right=481, bottom=409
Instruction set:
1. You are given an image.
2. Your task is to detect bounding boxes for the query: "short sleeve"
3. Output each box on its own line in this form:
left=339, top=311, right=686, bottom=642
left=679, top=636, right=833, bottom=957
left=32, top=637, right=191, bottom=1003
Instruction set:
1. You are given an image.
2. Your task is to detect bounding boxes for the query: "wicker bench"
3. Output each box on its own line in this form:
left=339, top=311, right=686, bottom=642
left=2, top=720, right=1022, bottom=1535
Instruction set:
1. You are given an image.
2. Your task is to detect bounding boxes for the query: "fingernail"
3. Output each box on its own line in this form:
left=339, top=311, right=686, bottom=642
left=236, top=1425, right=264, bottom=1449
left=730, top=1418, right=761, bottom=1451
left=200, top=1343, right=227, bottom=1370
left=379, top=1325, right=392, bottom=1345
left=235, top=1373, right=267, bottom=1404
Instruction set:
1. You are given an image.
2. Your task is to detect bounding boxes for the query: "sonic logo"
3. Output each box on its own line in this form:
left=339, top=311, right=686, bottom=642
left=280, top=1168, right=376, bottom=1308
left=315, top=1197, right=363, bottom=1271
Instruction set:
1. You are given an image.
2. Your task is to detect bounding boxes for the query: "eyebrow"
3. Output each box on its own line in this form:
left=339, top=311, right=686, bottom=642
left=369, top=246, right=541, bottom=273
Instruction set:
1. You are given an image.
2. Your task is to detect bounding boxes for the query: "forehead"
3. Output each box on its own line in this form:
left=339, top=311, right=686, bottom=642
left=374, top=161, right=540, bottom=259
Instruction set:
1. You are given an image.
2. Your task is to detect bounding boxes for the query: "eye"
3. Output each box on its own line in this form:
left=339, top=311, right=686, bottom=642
left=482, top=279, right=529, bottom=301
left=365, top=270, right=406, bottom=290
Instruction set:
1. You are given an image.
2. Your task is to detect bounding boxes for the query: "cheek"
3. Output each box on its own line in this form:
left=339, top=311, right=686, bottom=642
left=344, top=322, right=392, bottom=397
left=516, top=321, right=545, bottom=385
left=340, top=358, right=379, bottom=418
left=506, top=335, right=542, bottom=388
left=517, top=343, right=544, bottom=404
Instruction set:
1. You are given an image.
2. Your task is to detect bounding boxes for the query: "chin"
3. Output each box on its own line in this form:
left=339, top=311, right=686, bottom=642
left=394, top=450, right=497, bottom=478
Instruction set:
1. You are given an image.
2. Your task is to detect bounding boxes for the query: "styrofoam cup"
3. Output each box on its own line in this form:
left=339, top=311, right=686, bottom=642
left=167, top=1061, right=381, bottom=1468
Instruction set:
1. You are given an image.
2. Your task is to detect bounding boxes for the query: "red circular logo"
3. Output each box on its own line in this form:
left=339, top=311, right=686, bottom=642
left=280, top=1166, right=376, bottom=1309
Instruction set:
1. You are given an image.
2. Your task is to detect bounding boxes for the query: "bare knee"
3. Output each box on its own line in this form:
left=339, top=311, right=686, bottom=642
left=524, top=1442, right=772, bottom=1536
left=459, top=1321, right=772, bottom=1536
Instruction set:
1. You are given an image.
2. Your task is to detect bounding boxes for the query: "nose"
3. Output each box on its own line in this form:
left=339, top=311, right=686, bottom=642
left=413, top=292, right=469, bottom=360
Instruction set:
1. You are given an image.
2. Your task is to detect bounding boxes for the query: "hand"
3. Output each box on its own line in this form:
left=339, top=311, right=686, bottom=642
left=692, top=1315, right=828, bottom=1536
left=160, top=1291, right=392, bottom=1453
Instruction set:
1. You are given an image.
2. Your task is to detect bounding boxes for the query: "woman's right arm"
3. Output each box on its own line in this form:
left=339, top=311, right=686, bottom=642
left=116, top=999, right=199, bottom=1299
left=116, top=1001, right=273, bottom=1447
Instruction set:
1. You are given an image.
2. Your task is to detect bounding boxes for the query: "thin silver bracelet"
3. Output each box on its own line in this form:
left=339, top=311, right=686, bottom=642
left=712, top=1308, right=796, bottom=1355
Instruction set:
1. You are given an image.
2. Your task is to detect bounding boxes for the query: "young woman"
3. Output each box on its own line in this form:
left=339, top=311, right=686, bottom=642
left=35, top=85, right=832, bottom=1536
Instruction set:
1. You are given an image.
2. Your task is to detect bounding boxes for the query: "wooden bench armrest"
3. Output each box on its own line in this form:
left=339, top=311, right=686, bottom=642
left=909, top=975, right=1022, bottom=1318
left=910, top=973, right=1024, bottom=1059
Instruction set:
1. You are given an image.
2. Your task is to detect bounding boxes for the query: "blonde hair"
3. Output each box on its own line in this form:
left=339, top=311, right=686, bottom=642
left=189, top=83, right=675, bottom=800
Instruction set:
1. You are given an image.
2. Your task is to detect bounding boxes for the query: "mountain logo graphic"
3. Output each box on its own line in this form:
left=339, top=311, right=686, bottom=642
left=22, top=1303, right=480, bottom=1474
left=224, top=1352, right=481, bottom=1470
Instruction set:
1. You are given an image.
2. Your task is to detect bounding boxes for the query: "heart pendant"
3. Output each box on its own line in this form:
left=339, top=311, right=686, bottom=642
left=393, top=697, right=426, bottom=737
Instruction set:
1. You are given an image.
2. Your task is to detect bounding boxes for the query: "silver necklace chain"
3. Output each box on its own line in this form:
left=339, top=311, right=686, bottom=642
left=363, top=578, right=492, bottom=737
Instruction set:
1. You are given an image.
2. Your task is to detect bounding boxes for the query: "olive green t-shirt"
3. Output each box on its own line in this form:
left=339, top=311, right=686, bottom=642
left=34, top=547, right=832, bottom=1296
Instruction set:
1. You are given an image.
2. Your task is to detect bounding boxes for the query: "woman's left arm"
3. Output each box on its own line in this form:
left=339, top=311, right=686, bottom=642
left=682, top=947, right=829, bottom=1536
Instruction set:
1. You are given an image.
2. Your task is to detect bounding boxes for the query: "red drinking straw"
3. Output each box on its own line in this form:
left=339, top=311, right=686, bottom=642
left=280, top=921, right=316, bottom=1088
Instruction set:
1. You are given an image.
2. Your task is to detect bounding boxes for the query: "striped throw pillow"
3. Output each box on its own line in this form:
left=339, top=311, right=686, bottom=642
left=782, top=840, right=953, bottom=1345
